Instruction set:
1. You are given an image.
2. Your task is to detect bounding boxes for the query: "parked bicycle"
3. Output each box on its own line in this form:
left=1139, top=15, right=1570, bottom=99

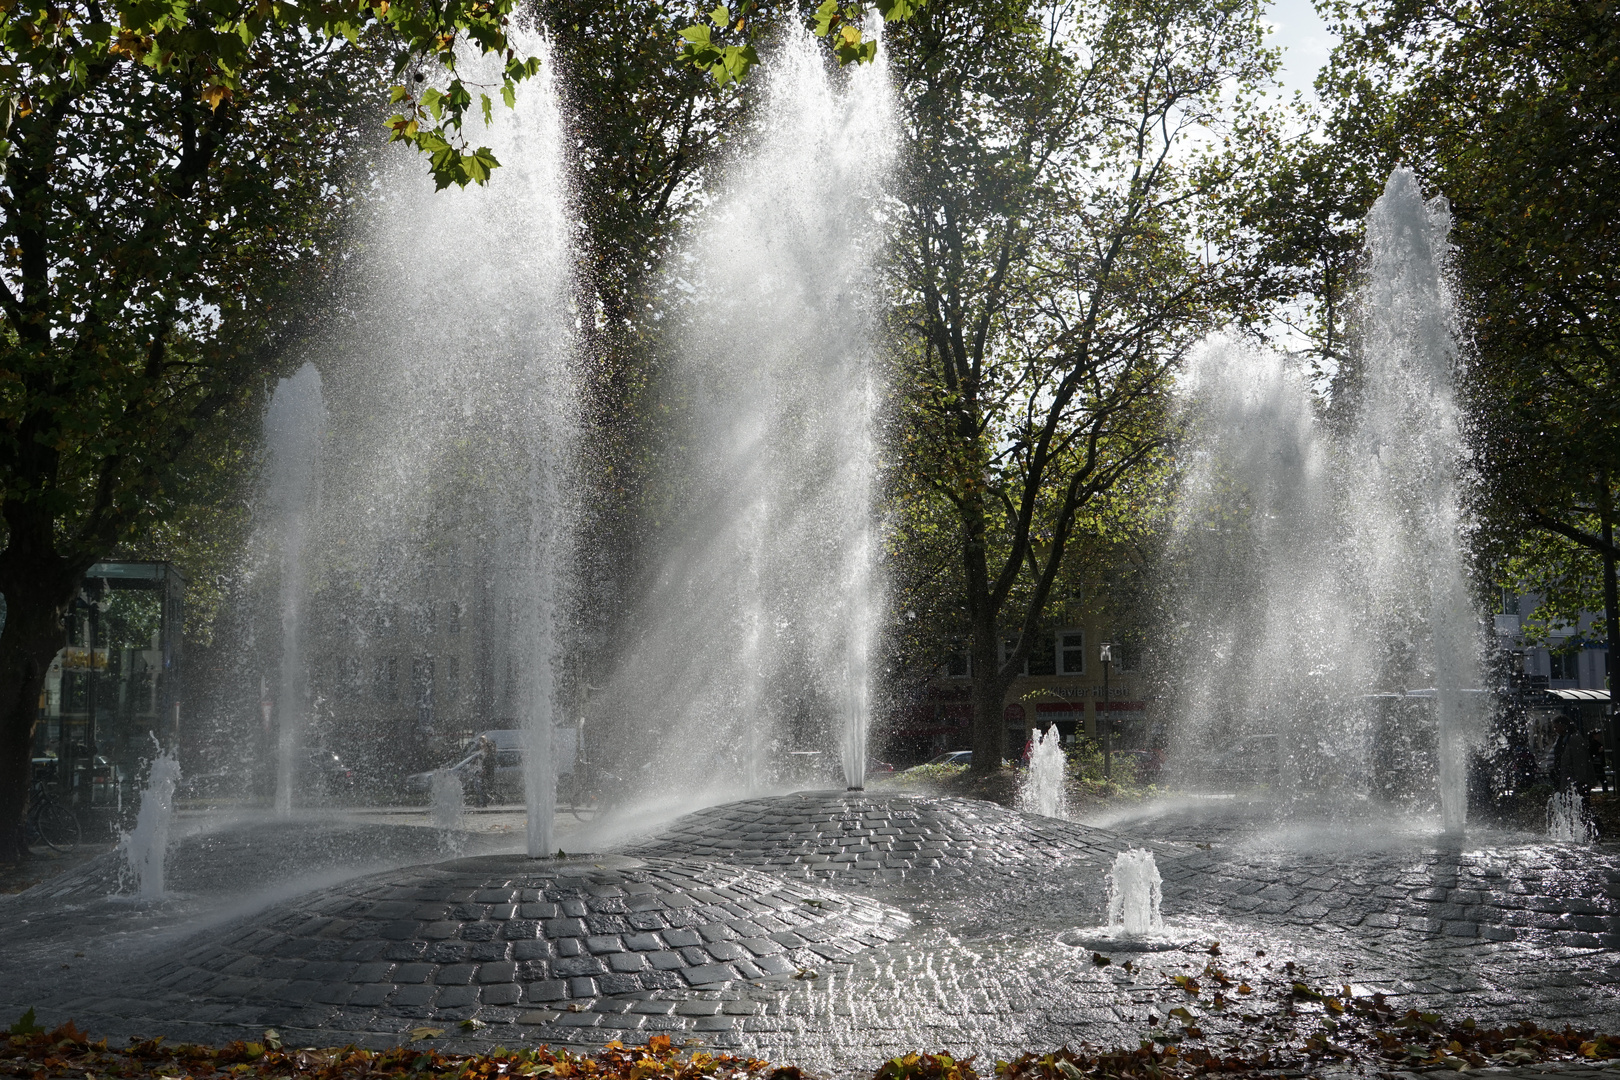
left=25, top=782, right=81, bottom=853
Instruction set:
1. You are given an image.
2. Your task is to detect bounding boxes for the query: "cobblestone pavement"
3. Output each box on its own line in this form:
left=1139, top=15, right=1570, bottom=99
left=1, top=791, right=1618, bottom=1076
left=159, top=853, right=908, bottom=1022
left=623, top=792, right=1174, bottom=885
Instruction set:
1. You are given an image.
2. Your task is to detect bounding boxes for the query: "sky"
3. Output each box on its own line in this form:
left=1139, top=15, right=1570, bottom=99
left=1263, top=0, right=1335, bottom=104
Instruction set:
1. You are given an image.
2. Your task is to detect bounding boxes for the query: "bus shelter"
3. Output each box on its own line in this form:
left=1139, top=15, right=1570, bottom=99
left=32, top=561, right=184, bottom=812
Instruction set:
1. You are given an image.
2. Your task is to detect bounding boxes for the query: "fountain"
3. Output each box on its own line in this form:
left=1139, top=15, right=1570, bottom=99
left=1017, top=725, right=1069, bottom=819
left=1547, top=788, right=1593, bottom=843
left=1107, top=848, right=1164, bottom=935
left=302, top=32, right=575, bottom=856
left=120, top=744, right=181, bottom=900
left=595, top=26, right=895, bottom=802
left=1164, top=169, right=1482, bottom=828
left=430, top=768, right=466, bottom=849
left=262, top=363, right=325, bottom=815
left=1350, top=168, right=1482, bottom=832
left=12, top=35, right=1620, bottom=1073
left=1057, top=846, right=1177, bottom=951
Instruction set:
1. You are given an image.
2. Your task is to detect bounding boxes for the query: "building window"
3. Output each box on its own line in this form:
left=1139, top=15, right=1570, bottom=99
left=1107, top=635, right=1140, bottom=672
left=338, top=656, right=361, bottom=698
left=375, top=602, right=398, bottom=637
left=412, top=655, right=435, bottom=726
left=1027, top=633, right=1056, bottom=676
left=1549, top=649, right=1578, bottom=681
left=374, top=656, right=398, bottom=702
left=945, top=641, right=970, bottom=678
left=409, top=602, right=435, bottom=636
left=1058, top=630, right=1085, bottom=675
left=448, top=602, right=463, bottom=634
left=446, top=656, right=461, bottom=702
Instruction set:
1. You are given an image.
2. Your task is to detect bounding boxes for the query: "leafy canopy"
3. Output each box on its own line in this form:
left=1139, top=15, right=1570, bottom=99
left=0, top=0, right=541, bottom=189
left=678, top=0, right=922, bottom=85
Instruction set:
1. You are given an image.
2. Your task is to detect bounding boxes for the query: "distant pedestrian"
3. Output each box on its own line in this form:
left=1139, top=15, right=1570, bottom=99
left=478, top=735, right=497, bottom=806
left=1145, top=744, right=1165, bottom=784
left=1590, top=730, right=1610, bottom=793
left=1551, top=715, right=1595, bottom=794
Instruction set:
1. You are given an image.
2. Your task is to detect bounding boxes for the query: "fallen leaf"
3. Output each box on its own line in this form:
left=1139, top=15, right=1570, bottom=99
left=409, top=1027, right=444, bottom=1041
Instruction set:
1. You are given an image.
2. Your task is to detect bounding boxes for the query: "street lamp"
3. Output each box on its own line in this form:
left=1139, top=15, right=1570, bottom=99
left=1100, top=641, right=1113, bottom=779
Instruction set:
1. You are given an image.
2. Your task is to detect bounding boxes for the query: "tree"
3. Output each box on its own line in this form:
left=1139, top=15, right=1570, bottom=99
left=1301, top=0, right=1620, bottom=705
left=886, top=0, right=1279, bottom=770
left=0, top=0, right=541, bottom=860
left=540, top=0, right=764, bottom=637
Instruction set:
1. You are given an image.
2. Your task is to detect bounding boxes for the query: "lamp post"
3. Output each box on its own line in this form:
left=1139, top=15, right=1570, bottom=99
left=1100, top=641, right=1113, bottom=779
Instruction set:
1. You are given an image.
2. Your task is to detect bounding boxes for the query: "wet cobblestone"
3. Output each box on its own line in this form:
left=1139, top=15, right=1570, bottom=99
left=2, top=793, right=1618, bottom=1074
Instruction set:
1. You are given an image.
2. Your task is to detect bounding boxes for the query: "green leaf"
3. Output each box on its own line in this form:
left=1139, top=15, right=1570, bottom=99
left=480, top=92, right=492, bottom=126
left=813, top=0, right=839, bottom=36
left=8, top=1008, right=43, bottom=1036
left=501, top=82, right=516, bottom=109
left=419, top=85, right=444, bottom=120
left=464, top=146, right=499, bottom=183
left=709, top=3, right=730, bottom=27
left=678, top=24, right=712, bottom=44
left=873, top=0, right=923, bottom=20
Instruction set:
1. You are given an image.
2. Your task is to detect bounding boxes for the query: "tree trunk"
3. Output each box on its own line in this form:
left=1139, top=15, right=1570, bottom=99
left=1599, top=474, right=1618, bottom=789
left=0, top=558, right=79, bottom=864
left=969, top=623, right=1007, bottom=773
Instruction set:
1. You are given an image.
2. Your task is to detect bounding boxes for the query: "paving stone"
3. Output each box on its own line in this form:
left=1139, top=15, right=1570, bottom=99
left=482, top=984, right=522, bottom=1006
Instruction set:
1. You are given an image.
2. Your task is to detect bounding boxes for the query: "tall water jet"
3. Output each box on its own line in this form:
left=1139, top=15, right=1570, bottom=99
left=602, top=26, right=895, bottom=801
left=121, top=745, right=180, bottom=900
left=1164, top=170, right=1481, bottom=828
left=1017, top=725, right=1069, bottom=819
left=1349, top=169, right=1481, bottom=832
left=1165, top=341, right=1366, bottom=796
left=264, top=364, right=325, bottom=815
left=311, top=33, right=575, bottom=856
left=1106, top=849, right=1163, bottom=935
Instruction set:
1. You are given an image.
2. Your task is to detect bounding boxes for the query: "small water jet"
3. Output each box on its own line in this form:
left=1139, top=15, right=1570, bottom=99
left=1546, top=789, right=1593, bottom=843
left=1059, top=848, right=1187, bottom=952
left=1107, top=848, right=1163, bottom=935
left=121, top=745, right=181, bottom=900
left=430, top=770, right=465, bottom=850
left=1016, top=725, right=1069, bottom=819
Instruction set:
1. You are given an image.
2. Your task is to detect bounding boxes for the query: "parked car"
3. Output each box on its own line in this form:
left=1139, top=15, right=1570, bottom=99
left=1198, top=734, right=1280, bottom=784
left=301, top=747, right=358, bottom=797
left=405, top=727, right=577, bottom=804
left=923, top=750, right=973, bottom=767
